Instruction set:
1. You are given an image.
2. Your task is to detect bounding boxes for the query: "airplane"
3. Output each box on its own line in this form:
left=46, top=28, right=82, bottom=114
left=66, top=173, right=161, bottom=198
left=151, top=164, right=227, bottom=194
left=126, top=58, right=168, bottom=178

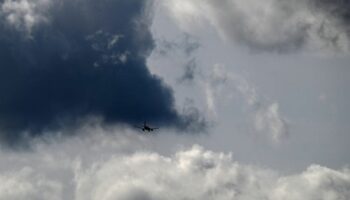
left=134, top=121, right=159, bottom=132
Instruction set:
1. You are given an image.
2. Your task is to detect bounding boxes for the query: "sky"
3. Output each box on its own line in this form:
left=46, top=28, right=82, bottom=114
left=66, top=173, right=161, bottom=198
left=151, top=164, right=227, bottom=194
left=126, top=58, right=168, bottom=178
left=0, top=0, right=350, bottom=199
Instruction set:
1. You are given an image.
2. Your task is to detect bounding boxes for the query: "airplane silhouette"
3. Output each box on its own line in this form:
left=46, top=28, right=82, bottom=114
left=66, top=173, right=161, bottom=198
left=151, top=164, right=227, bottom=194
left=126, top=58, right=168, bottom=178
left=135, top=121, right=158, bottom=132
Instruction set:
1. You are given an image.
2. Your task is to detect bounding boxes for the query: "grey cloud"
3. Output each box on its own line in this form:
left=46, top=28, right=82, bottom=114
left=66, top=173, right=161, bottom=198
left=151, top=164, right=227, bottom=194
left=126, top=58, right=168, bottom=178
left=182, top=34, right=201, bottom=55
left=207, top=64, right=289, bottom=142
left=177, top=98, right=208, bottom=132
left=253, top=103, right=289, bottom=142
left=313, top=0, right=350, bottom=22
left=165, top=0, right=350, bottom=53
left=154, top=34, right=200, bottom=56
left=153, top=34, right=201, bottom=84
left=177, top=58, right=197, bottom=84
left=0, top=130, right=349, bottom=200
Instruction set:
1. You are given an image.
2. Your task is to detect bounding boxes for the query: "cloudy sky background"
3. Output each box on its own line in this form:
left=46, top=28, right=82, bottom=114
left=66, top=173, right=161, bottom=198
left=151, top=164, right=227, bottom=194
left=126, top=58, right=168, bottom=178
left=0, top=0, right=350, bottom=199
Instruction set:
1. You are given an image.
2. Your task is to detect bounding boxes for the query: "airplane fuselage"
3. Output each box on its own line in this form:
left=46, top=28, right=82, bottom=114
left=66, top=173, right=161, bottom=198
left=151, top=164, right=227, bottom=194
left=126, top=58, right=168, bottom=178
left=142, top=126, right=154, bottom=132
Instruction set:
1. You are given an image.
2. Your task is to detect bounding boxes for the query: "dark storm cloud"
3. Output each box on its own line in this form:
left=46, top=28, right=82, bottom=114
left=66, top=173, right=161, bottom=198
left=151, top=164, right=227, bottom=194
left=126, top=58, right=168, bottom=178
left=313, top=0, right=350, bottom=21
left=0, top=0, right=201, bottom=144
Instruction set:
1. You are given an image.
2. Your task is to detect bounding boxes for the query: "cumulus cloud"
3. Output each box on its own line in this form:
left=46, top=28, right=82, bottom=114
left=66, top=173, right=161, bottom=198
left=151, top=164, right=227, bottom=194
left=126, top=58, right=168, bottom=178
left=0, top=0, right=206, bottom=144
left=0, top=167, right=63, bottom=200
left=206, top=64, right=288, bottom=142
left=164, top=0, right=350, bottom=53
left=0, top=128, right=349, bottom=200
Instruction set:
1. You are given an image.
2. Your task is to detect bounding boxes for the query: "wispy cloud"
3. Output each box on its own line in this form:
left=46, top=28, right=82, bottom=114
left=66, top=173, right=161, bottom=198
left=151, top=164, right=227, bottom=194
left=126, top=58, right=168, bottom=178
left=205, top=64, right=289, bottom=142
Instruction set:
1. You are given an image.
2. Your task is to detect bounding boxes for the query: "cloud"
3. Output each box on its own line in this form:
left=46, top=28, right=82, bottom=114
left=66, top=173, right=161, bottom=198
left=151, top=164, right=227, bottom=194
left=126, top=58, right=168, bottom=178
left=0, top=0, right=51, bottom=35
left=0, top=167, right=63, bottom=200
left=0, top=129, right=349, bottom=200
left=254, top=103, right=289, bottom=142
left=177, top=98, right=208, bottom=132
left=206, top=64, right=289, bottom=142
left=151, top=33, right=200, bottom=84
left=177, top=58, right=197, bottom=84
left=0, top=0, right=205, bottom=144
left=164, top=0, right=350, bottom=53
left=154, top=34, right=200, bottom=57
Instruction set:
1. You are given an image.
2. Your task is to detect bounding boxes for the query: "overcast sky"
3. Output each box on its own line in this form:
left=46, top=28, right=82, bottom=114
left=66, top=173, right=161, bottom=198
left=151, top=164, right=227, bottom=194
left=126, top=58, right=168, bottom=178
left=0, top=0, right=349, bottom=199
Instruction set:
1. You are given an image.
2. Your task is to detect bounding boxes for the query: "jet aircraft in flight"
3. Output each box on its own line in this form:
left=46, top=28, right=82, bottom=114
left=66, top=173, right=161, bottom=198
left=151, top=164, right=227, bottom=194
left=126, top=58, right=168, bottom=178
left=135, top=121, right=158, bottom=132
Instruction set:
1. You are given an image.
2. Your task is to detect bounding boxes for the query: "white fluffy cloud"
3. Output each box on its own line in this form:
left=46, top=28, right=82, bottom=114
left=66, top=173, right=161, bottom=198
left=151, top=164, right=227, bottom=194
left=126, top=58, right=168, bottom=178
left=164, top=0, right=350, bottom=52
left=0, top=0, right=51, bottom=34
left=0, top=125, right=348, bottom=200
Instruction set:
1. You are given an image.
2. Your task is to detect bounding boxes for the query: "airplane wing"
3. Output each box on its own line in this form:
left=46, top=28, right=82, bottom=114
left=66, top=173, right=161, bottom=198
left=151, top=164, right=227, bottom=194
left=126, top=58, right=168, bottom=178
left=134, top=125, right=144, bottom=129
left=151, top=127, right=159, bottom=130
